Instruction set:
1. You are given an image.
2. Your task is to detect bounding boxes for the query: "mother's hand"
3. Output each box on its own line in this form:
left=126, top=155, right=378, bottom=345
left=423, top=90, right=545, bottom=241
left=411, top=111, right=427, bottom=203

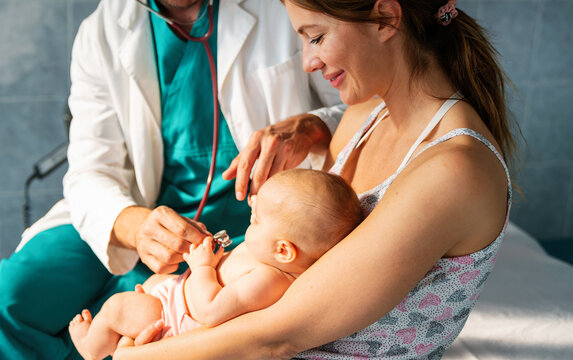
left=134, top=319, right=164, bottom=346
left=113, top=320, right=164, bottom=359
left=222, top=113, right=331, bottom=201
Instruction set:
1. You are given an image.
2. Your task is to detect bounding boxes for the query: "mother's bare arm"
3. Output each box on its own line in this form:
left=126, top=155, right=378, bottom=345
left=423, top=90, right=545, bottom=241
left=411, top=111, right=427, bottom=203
left=114, top=144, right=506, bottom=360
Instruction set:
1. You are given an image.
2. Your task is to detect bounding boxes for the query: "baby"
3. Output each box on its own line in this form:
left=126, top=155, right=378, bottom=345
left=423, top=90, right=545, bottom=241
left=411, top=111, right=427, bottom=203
left=69, top=169, right=362, bottom=360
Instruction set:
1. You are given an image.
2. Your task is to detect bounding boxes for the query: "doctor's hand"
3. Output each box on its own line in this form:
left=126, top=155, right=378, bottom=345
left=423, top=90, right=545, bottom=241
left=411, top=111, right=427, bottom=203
left=112, top=205, right=211, bottom=274
left=222, top=113, right=331, bottom=201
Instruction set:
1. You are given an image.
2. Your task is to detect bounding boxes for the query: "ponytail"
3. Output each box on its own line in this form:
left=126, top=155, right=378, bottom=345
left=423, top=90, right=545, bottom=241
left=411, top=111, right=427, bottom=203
left=437, top=11, right=518, bottom=164
left=398, top=1, right=518, bottom=165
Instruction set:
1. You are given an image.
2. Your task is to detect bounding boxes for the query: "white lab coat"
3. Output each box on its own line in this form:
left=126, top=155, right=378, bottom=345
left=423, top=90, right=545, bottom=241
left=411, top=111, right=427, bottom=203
left=18, top=0, right=345, bottom=274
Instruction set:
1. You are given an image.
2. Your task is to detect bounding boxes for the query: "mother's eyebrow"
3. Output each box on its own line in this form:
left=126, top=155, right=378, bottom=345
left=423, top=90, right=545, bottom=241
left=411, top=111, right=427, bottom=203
left=297, top=24, right=320, bottom=35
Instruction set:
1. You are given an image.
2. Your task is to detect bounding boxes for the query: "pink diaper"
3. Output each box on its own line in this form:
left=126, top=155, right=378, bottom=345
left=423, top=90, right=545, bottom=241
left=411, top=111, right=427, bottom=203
left=149, top=269, right=202, bottom=338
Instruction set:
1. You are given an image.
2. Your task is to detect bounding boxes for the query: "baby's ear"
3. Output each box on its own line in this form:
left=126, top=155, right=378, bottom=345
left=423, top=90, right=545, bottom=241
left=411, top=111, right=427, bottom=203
left=274, top=239, right=297, bottom=264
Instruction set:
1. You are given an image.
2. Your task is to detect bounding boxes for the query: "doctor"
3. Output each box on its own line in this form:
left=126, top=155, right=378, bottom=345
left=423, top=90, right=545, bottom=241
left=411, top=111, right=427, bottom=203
left=0, top=0, right=344, bottom=358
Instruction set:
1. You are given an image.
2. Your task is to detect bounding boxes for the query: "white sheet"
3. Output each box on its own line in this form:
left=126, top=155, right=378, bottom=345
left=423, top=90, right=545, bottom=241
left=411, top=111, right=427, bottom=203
left=443, top=222, right=573, bottom=359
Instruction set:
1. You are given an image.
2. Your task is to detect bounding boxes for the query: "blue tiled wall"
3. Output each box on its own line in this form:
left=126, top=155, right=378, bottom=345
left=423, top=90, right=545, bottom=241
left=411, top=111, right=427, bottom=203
left=0, top=0, right=100, bottom=258
left=465, top=0, right=573, bottom=244
left=1, top=0, right=572, bottom=259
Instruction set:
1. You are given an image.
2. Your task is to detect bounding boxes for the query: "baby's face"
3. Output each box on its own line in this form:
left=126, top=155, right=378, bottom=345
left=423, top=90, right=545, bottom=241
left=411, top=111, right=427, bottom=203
left=244, top=180, right=289, bottom=263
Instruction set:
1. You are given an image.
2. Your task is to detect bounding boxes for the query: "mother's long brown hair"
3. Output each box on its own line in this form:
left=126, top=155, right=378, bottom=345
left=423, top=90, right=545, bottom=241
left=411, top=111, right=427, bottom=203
left=285, top=0, right=519, bottom=165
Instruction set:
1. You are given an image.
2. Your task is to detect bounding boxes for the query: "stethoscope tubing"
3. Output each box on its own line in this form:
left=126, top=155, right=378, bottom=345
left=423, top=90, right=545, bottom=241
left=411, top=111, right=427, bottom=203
left=191, top=4, right=218, bottom=222
left=135, top=0, right=218, bottom=221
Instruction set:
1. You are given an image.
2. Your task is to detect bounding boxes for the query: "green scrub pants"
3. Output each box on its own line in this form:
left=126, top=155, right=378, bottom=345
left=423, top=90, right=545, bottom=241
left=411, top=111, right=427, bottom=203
left=0, top=225, right=154, bottom=359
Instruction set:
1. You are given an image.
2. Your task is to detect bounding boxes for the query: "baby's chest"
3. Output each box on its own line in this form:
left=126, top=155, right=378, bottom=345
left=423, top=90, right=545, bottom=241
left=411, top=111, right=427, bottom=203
left=217, top=249, right=259, bottom=285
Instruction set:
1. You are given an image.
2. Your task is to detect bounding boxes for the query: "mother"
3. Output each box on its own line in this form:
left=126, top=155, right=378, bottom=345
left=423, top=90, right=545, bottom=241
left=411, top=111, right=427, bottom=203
left=115, top=0, right=516, bottom=358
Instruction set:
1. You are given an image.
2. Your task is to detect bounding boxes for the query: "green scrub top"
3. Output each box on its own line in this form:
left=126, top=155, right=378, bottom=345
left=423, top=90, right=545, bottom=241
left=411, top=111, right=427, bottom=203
left=149, top=0, right=250, bottom=247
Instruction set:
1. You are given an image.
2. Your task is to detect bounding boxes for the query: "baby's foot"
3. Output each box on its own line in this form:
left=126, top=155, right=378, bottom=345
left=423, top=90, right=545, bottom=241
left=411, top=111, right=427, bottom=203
left=69, top=309, right=96, bottom=360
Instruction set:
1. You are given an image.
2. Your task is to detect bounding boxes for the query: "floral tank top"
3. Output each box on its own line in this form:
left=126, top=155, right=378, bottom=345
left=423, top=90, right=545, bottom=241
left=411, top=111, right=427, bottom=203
left=296, top=98, right=512, bottom=359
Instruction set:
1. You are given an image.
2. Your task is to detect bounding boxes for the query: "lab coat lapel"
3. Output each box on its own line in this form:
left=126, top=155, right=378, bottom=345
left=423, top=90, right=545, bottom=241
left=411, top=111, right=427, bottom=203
left=217, top=0, right=255, bottom=90
left=117, top=1, right=164, bottom=205
left=117, top=1, right=161, bottom=128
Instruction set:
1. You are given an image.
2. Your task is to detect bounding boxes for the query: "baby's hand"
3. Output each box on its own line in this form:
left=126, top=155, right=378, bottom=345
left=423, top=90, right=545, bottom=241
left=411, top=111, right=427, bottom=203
left=184, top=237, right=224, bottom=270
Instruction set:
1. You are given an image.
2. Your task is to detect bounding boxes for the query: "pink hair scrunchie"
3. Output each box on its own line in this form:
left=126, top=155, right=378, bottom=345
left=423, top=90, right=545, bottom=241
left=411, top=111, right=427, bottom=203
left=435, top=0, right=458, bottom=26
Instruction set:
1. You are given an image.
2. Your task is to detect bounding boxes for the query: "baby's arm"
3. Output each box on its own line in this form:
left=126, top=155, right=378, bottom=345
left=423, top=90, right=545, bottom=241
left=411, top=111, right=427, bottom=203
left=183, top=239, right=292, bottom=327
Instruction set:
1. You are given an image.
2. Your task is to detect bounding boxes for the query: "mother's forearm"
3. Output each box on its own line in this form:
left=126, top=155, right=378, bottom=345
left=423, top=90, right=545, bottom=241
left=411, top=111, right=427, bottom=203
left=113, top=318, right=295, bottom=360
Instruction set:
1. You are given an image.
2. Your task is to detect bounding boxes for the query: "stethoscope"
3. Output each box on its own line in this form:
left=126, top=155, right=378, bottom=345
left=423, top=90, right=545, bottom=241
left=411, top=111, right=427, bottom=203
left=135, top=0, right=231, bottom=248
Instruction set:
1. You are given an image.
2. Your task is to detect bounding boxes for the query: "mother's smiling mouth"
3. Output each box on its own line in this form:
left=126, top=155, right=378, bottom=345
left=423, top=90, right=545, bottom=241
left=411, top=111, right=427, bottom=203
left=324, top=70, right=345, bottom=88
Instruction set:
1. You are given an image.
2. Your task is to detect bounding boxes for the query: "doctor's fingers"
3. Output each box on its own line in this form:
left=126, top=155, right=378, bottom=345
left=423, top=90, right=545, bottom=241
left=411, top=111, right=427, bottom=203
left=231, top=131, right=266, bottom=201
left=142, top=220, right=212, bottom=260
left=242, top=127, right=304, bottom=198
left=222, top=155, right=239, bottom=181
left=147, top=206, right=210, bottom=245
left=251, top=133, right=312, bottom=196
left=248, top=133, right=287, bottom=196
left=138, top=236, right=184, bottom=274
left=181, top=217, right=210, bottom=236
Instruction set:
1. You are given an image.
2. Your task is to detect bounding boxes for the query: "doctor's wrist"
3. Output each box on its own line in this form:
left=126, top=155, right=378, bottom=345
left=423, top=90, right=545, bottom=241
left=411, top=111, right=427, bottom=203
left=111, top=206, right=151, bottom=250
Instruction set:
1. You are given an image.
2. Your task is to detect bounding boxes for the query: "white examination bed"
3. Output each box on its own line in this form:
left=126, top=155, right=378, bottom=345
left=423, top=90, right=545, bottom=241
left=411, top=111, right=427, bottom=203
left=443, top=222, right=573, bottom=359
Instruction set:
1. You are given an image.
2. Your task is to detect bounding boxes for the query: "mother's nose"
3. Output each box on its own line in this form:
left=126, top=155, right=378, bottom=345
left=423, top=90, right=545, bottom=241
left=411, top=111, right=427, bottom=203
left=302, top=48, right=324, bottom=73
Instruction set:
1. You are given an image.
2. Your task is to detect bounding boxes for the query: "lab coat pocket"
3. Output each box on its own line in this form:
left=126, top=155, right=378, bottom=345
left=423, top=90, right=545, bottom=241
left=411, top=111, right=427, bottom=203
left=250, top=51, right=314, bottom=124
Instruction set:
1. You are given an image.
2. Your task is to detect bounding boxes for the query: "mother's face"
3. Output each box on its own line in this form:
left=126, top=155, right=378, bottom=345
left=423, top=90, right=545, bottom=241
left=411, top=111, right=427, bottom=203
left=284, top=1, right=385, bottom=105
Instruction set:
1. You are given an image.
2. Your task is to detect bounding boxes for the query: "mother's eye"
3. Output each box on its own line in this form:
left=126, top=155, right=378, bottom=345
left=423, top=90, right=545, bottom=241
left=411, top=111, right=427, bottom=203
left=310, top=34, right=324, bottom=45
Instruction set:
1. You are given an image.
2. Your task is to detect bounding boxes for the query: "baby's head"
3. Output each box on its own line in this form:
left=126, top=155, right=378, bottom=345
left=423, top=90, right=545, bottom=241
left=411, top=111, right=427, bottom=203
left=244, top=169, right=362, bottom=274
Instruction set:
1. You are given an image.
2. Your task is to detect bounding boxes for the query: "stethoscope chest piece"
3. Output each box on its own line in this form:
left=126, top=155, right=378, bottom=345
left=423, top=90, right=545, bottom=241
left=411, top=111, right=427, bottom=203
left=213, top=230, right=232, bottom=248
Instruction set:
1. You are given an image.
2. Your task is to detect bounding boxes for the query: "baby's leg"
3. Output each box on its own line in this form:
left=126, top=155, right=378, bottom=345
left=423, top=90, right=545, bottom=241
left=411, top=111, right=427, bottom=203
left=69, top=310, right=97, bottom=360
left=69, top=291, right=162, bottom=360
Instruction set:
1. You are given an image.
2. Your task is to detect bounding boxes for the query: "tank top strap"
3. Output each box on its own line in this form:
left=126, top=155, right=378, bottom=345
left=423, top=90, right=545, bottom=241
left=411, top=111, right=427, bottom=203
left=405, top=128, right=512, bottom=199
left=329, top=100, right=387, bottom=175
left=427, top=129, right=509, bottom=174
left=354, top=100, right=388, bottom=149
left=396, top=93, right=461, bottom=172
left=359, top=128, right=513, bottom=221
left=355, top=106, right=389, bottom=149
